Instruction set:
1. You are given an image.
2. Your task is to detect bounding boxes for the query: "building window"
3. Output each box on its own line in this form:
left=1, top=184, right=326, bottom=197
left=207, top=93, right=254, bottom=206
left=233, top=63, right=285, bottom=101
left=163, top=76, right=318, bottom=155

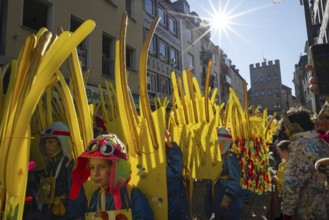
left=261, top=89, right=265, bottom=96
left=255, top=90, right=258, bottom=97
left=275, top=88, right=279, bottom=96
left=109, top=0, right=118, bottom=6
left=169, top=47, right=178, bottom=68
left=126, top=0, right=132, bottom=16
left=126, top=0, right=136, bottom=19
left=126, top=47, right=136, bottom=69
left=213, top=72, right=218, bottom=85
left=158, top=7, right=166, bottom=26
left=267, top=75, right=271, bottom=81
left=187, top=28, right=193, bottom=43
left=147, top=72, right=157, bottom=92
left=273, top=74, right=278, bottom=81
left=71, top=17, right=88, bottom=69
left=102, top=34, right=115, bottom=78
left=268, top=88, right=272, bottom=96
left=274, top=102, right=281, bottom=109
left=260, top=75, right=264, bottom=82
left=144, top=29, right=156, bottom=56
left=159, top=40, right=167, bottom=62
left=144, top=0, right=154, bottom=16
left=149, top=36, right=156, bottom=56
left=23, top=0, right=50, bottom=31
left=168, top=16, right=177, bottom=36
left=188, top=53, right=194, bottom=71
left=253, top=76, right=257, bottom=84
left=212, top=53, right=217, bottom=64
left=159, top=76, right=170, bottom=94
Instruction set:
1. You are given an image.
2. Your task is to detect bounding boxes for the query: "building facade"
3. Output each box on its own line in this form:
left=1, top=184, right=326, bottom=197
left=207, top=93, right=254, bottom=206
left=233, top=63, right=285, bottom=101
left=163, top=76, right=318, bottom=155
left=143, top=0, right=182, bottom=107
left=174, top=0, right=222, bottom=103
left=248, top=60, right=286, bottom=115
left=312, top=0, right=329, bottom=44
left=294, top=0, right=328, bottom=112
left=293, top=54, right=317, bottom=113
left=0, top=0, right=247, bottom=108
left=0, top=0, right=143, bottom=103
left=220, top=50, right=245, bottom=105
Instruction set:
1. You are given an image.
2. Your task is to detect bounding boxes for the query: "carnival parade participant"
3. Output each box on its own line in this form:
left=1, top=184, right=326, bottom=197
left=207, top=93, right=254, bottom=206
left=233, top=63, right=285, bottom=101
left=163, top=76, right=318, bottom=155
left=205, top=127, right=243, bottom=220
left=165, top=130, right=191, bottom=220
left=281, top=107, right=329, bottom=220
left=69, top=133, right=154, bottom=220
left=38, top=121, right=86, bottom=219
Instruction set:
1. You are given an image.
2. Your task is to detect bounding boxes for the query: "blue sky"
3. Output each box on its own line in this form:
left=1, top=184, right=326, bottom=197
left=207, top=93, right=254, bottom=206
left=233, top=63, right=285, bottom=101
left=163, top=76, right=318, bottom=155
left=187, top=0, right=308, bottom=95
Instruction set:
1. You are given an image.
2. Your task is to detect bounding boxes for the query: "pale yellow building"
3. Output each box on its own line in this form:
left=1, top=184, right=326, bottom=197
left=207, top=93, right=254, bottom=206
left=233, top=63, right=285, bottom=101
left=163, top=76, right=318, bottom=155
left=0, top=0, right=143, bottom=103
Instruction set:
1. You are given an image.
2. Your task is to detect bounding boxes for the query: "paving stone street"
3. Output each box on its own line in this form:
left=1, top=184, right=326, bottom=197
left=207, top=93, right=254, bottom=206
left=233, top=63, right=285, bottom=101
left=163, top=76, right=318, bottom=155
left=188, top=180, right=272, bottom=220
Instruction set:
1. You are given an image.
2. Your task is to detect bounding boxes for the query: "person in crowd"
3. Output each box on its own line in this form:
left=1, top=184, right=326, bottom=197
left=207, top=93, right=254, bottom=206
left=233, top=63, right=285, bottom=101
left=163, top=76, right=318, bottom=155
left=307, top=63, right=329, bottom=182
left=316, top=103, right=329, bottom=143
left=37, top=121, right=86, bottom=219
left=93, top=115, right=108, bottom=138
left=69, top=133, right=154, bottom=220
left=272, top=140, right=290, bottom=196
left=281, top=107, right=329, bottom=220
left=205, top=127, right=243, bottom=220
left=165, top=130, right=191, bottom=220
left=271, top=120, right=289, bottom=171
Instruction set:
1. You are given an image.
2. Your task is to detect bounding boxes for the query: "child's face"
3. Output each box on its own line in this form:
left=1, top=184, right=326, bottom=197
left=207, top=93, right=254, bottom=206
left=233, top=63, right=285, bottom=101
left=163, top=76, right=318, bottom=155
left=277, top=148, right=288, bottom=160
left=43, top=137, right=61, bottom=156
left=89, top=158, right=111, bottom=189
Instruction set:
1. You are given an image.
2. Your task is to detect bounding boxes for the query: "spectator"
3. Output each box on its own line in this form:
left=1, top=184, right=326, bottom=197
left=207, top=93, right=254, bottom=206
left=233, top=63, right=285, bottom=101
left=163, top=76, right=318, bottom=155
left=317, top=103, right=329, bottom=144
left=281, top=107, right=329, bottom=220
left=271, top=120, right=289, bottom=171
left=272, top=140, right=290, bottom=196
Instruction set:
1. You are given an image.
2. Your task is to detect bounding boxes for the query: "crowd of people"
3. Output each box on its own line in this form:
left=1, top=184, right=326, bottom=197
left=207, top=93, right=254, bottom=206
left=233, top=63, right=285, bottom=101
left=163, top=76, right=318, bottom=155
left=267, top=65, right=329, bottom=220
left=21, top=65, right=329, bottom=220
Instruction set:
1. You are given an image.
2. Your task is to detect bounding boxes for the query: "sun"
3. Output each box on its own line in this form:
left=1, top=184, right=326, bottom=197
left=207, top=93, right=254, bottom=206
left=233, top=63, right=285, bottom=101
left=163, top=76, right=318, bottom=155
left=209, top=11, right=232, bottom=33
left=191, top=0, right=267, bottom=46
left=200, top=0, right=242, bottom=45
left=180, top=0, right=269, bottom=51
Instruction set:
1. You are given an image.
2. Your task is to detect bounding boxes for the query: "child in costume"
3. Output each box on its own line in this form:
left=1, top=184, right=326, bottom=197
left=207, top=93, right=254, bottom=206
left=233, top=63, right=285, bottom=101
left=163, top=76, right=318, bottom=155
left=165, top=130, right=190, bottom=220
left=37, top=121, right=86, bottom=219
left=205, top=127, right=243, bottom=220
left=69, top=133, right=154, bottom=220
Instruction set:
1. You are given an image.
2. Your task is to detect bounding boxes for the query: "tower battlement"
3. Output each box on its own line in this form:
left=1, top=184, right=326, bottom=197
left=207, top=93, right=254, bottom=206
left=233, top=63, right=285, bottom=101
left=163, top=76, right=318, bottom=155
left=249, top=59, right=280, bottom=69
